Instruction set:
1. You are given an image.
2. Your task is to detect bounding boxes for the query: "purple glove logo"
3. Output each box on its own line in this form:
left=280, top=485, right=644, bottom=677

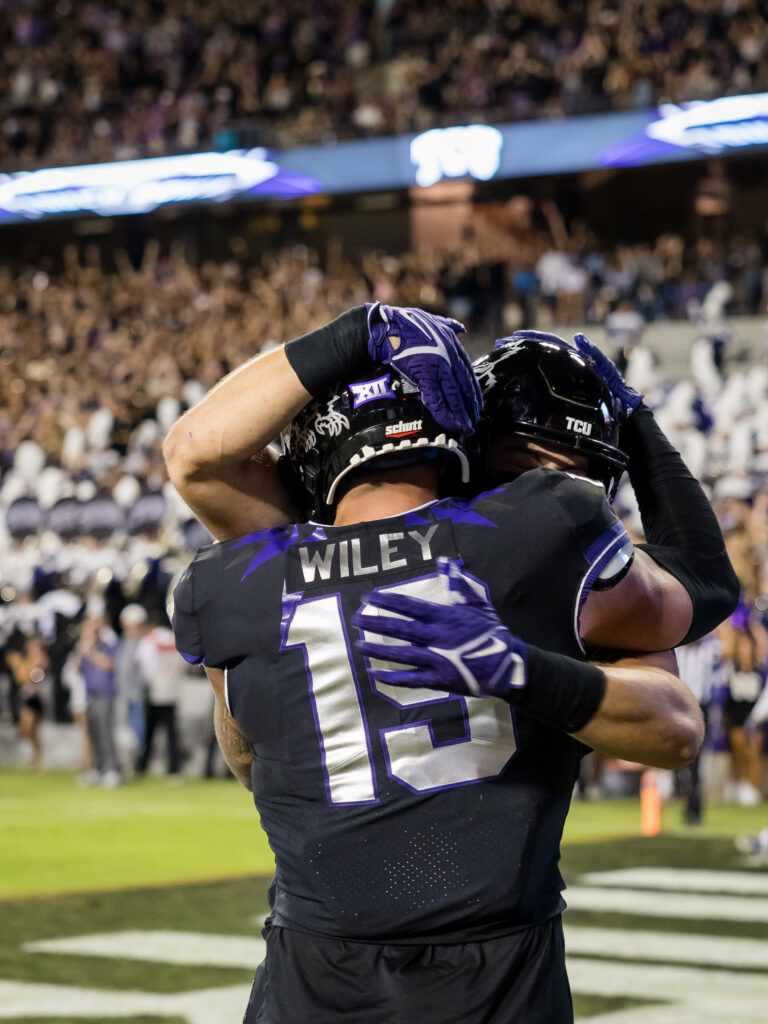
left=365, top=302, right=482, bottom=435
left=354, top=558, right=527, bottom=700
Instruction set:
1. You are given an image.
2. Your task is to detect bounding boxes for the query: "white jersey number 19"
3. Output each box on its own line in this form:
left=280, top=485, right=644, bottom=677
left=282, top=574, right=518, bottom=805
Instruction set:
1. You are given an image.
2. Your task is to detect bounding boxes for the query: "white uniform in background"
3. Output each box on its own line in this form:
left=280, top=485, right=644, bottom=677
left=135, top=625, right=186, bottom=775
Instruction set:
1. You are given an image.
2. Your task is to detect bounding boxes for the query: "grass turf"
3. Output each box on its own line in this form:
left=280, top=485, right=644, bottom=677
left=0, top=873, right=659, bottom=1018
left=1, top=771, right=274, bottom=899
left=3, top=769, right=768, bottom=899
left=3, top=769, right=768, bottom=1022
left=0, top=1019, right=188, bottom=1024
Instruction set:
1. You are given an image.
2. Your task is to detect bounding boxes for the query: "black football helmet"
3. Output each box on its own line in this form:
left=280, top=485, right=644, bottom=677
left=280, top=366, right=470, bottom=521
left=473, top=336, right=628, bottom=500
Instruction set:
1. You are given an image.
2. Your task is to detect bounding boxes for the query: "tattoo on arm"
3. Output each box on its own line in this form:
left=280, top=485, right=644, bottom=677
left=213, top=696, right=254, bottom=791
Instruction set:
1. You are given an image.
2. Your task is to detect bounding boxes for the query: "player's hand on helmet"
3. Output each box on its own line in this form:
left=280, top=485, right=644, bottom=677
left=571, top=332, right=643, bottom=422
left=354, top=557, right=527, bottom=699
left=494, top=330, right=571, bottom=350
left=366, top=302, right=482, bottom=435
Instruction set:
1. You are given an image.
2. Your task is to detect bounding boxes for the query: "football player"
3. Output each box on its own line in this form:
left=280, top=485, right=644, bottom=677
left=165, top=307, right=729, bottom=1023
left=165, top=309, right=737, bottom=654
left=469, top=329, right=739, bottom=651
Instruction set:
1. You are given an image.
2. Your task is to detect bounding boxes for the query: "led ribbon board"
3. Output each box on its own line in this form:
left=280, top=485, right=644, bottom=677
left=409, top=125, right=504, bottom=187
left=599, top=92, right=768, bottom=166
left=0, top=149, right=321, bottom=221
left=4, top=93, right=768, bottom=225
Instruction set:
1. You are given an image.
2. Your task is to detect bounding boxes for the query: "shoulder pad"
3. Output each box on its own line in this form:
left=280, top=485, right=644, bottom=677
left=546, top=470, right=610, bottom=527
left=171, top=563, right=204, bottom=666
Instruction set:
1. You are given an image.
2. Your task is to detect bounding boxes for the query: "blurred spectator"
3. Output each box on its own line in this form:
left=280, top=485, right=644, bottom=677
left=75, top=597, right=120, bottom=787
left=116, top=603, right=149, bottom=769
left=721, top=620, right=768, bottom=806
left=62, top=652, right=91, bottom=778
left=6, top=634, right=47, bottom=769
left=3, top=226, right=768, bottom=798
left=604, top=299, right=645, bottom=376
left=675, top=633, right=725, bottom=824
left=135, top=614, right=185, bottom=778
left=6, top=1, right=768, bottom=169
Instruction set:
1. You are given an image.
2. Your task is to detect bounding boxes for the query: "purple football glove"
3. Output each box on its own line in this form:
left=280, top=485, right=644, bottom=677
left=366, top=302, right=482, bottom=435
left=354, top=557, right=527, bottom=699
left=494, top=330, right=571, bottom=350
left=571, top=332, right=643, bottom=422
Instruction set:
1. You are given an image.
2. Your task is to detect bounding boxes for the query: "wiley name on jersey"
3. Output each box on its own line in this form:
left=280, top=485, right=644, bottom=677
left=296, top=525, right=440, bottom=584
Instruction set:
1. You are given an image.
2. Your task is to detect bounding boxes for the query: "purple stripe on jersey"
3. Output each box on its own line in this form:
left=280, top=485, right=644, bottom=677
left=404, top=510, right=432, bottom=527
left=432, top=503, right=497, bottom=528
left=469, top=484, right=507, bottom=502
left=583, top=532, right=632, bottom=595
left=576, top=531, right=634, bottom=638
left=584, top=519, right=628, bottom=564
left=232, top=524, right=290, bottom=547
left=280, top=583, right=305, bottom=649
left=179, top=651, right=203, bottom=665
left=236, top=524, right=302, bottom=580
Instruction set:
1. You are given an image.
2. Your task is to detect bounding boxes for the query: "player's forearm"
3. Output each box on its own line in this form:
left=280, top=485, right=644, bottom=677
left=164, top=305, right=370, bottom=484
left=171, top=444, right=297, bottom=540
left=163, top=307, right=374, bottom=538
left=164, top=347, right=310, bottom=488
left=571, top=660, right=704, bottom=770
left=213, top=696, right=254, bottom=791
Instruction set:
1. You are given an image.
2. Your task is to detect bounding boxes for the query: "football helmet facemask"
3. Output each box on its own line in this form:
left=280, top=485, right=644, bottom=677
left=473, top=336, right=628, bottom=500
left=279, top=366, right=471, bottom=521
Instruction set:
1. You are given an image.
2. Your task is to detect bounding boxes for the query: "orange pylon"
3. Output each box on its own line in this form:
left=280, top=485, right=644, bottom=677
left=640, top=770, right=662, bottom=836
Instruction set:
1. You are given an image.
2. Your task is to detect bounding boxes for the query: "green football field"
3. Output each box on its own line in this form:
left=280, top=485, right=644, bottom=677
left=2, top=769, right=768, bottom=1023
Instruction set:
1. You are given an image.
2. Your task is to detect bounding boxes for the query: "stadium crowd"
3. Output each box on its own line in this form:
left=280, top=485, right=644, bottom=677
left=0, top=232, right=767, bottom=800
left=3, top=0, right=768, bottom=168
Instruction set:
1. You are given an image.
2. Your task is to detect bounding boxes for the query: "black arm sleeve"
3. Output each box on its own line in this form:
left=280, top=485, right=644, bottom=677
left=284, top=305, right=371, bottom=396
left=510, top=646, right=607, bottom=733
left=619, top=403, right=740, bottom=642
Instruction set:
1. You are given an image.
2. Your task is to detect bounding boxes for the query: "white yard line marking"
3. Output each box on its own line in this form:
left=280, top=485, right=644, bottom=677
left=572, top=1003, right=766, bottom=1024
left=564, top=925, right=768, bottom=969
left=568, top=957, right=768, bottom=1024
left=25, top=930, right=265, bottom=969
left=566, top=886, right=768, bottom=921
left=15, top=885, right=768, bottom=1024
left=0, top=980, right=251, bottom=1024
left=581, top=867, right=768, bottom=895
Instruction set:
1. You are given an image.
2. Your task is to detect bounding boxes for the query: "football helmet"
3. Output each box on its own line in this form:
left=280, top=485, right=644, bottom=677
left=473, top=336, right=628, bottom=499
left=280, top=366, right=470, bottom=521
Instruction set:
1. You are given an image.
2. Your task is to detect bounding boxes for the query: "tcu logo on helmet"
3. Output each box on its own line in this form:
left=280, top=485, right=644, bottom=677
left=565, top=416, right=592, bottom=436
left=348, top=374, right=396, bottom=408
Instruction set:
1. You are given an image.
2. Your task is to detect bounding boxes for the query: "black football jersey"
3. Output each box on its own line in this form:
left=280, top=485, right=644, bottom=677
left=173, top=469, right=631, bottom=942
